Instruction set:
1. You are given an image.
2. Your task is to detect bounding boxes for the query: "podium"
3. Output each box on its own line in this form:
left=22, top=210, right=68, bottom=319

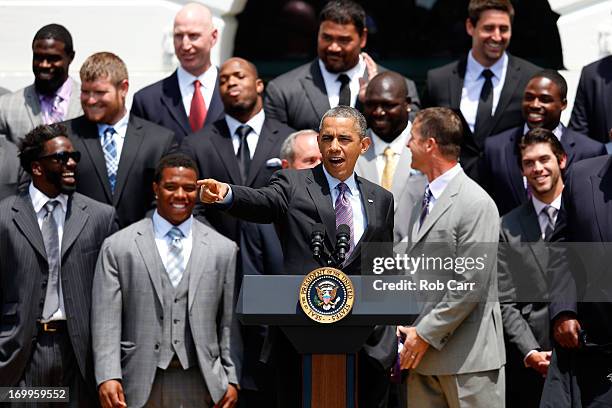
left=237, top=274, right=422, bottom=408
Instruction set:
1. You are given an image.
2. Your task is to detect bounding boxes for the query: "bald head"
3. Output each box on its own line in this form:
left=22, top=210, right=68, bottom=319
left=174, top=2, right=218, bottom=76
left=281, top=130, right=321, bottom=169
left=364, top=71, right=410, bottom=142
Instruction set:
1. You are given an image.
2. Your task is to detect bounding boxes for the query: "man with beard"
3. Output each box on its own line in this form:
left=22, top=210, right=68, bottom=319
left=0, top=24, right=82, bottom=145
left=181, top=57, right=292, bottom=406
left=64, top=52, right=176, bottom=228
left=264, top=0, right=420, bottom=131
left=483, top=70, right=605, bottom=215
left=356, top=71, right=426, bottom=242
left=0, top=123, right=117, bottom=406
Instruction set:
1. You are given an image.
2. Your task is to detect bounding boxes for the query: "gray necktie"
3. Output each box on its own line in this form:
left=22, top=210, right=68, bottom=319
left=543, top=205, right=557, bottom=241
left=41, top=200, right=60, bottom=320
left=166, top=227, right=185, bottom=287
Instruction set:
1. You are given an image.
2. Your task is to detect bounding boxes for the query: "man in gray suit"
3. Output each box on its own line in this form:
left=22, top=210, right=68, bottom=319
left=0, top=24, right=82, bottom=144
left=0, top=124, right=117, bottom=406
left=0, top=135, right=29, bottom=200
left=264, top=0, right=419, bottom=131
left=398, top=107, right=505, bottom=407
left=92, top=153, right=238, bottom=408
left=498, top=128, right=565, bottom=407
left=357, top=71, right=426, bottom=242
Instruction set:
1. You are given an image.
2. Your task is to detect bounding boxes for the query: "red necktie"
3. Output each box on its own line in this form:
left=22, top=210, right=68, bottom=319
left=189, top=80, right=207, bottom=131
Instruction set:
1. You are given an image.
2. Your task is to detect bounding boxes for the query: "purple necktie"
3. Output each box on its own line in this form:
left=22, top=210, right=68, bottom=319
left=40, top=95, right=64, bottom=124
left=335, top=182, right=354, bottom=256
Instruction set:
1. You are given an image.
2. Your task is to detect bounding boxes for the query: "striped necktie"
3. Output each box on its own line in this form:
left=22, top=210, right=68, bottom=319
left=166, top=227, right=185, bottom=287
left=335, top=182, right=354, bottom=256
left=102, top=127, right=118, bottom=193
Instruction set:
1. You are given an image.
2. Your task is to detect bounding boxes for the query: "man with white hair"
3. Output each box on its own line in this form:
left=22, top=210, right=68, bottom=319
left=131, top=2, right=224, bottom=143
left=280, top=129, right=322, bottom=169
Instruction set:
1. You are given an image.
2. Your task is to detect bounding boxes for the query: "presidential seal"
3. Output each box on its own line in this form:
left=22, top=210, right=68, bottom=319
left=299, top=267, right=355, bottom=323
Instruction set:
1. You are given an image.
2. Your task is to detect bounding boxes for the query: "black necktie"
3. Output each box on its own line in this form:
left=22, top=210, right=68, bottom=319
left=337, top=74, right=351, bottom=106
left=474, top=69, right=494, bottom=137
left=236, top=125, right=252, bottom=183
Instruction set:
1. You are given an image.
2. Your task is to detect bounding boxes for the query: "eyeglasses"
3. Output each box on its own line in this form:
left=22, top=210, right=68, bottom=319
left=37, top=151, right=81, bottom=164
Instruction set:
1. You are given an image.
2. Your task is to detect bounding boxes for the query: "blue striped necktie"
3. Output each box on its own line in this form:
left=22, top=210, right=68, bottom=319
left=102, top=126, right=118, bottom=193
left=166, top=227, right=185, bottom=287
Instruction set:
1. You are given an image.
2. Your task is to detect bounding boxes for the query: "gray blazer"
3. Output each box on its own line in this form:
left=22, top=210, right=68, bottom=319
left=406, top=169, right=505, bottom=375
left=0, top=77, right=82, bottom=144
left=91, top=217, right=238, bottom=407
left=355, top=132, right=426, bottom=242
left=0, top=136, right=28, bottom=201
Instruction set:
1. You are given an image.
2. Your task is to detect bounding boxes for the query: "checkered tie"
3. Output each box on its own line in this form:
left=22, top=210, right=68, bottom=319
left=335, top=182, right=354, bottom=256
left=102, top=127, right=118, bottom=193
left=166, top=227, right=185, bottom=287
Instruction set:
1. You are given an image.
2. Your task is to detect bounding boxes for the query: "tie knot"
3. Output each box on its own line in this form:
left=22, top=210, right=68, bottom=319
left=383, top=147, right=395, bottom=159
left=337, top=73, right=350, bottom=85
left=337, top=182, right=350, bottom=195
left=44, top=200, right=59, bottom=214
left=104, top=126, right=116, bottom=139
left=236, top=125, right=252, bottom=140
left=193, top=79, right=201, bottom=89
left=422, top=186, right=432, bottom=205
left=481, top=69, right=494, bottom=80
left=544, top=205, right=557, bottom=220
left=167, top=227, right=184, bottom=240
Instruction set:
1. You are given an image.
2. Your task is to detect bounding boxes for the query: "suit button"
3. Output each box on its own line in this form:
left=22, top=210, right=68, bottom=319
left=173, top=319, right=179, bottom=324
left=173, top=340, right=179, bottom=345
left=159, top=316, right=163, bottom=321
left=174, top=298, right=178, bottom=303
left=154, top=343, right=160, bottom=350
left=41, top=282, right=47, bottom=289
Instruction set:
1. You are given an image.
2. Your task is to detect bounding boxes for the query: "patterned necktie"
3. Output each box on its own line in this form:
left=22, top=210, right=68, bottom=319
left=381, top=147, right=397, bottom=191
left=543, top=205, right=557, bottom=241
left=474, top=69, right=494, bottom=136
left=337, top=74, right=351, bottom=106
left=189, top=79, right=207, bottom=131
left=102, top=127, right=118, bottom=194
left=236, top=125, right=252, bottom=183
left=166, top=227, right=185, bottom=287
left=41, top=200, right=60, bottom=320
left=335, top=182, right=354, bottom=256
left=418, top=186, right=432, bottom=231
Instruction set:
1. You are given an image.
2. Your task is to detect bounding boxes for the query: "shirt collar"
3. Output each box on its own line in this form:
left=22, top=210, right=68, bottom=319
left=466, top=50, right=507, bottom=81
left=38, top=77, right=72, bottom=101
left=153, top=210, right=193, bottom=240
left=531, top=191, right=562, bottom=215
left=225, top=108, right=266, bottom=137
left=523, top=123, right=565, bottom=141
left=321, top=164, right=358, bottom=196
left=96, top=112, right=129, bottom=138
left=369, top=121, right=412, bottom=157
left=28, top=182, right=69, bottom=213
left=318, top=55, right=366, bottom=85
left=428, top=163, right=462, bottom=201
left=177, top=65, right=217, bottom=95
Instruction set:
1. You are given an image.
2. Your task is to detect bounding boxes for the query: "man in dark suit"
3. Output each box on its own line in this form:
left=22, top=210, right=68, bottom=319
left=569, top=55, right=612, bottom=144
left=199, top=106, right=395, bottom=408
left=425, top=0, right=540, bottom=182
left=0, top=135, right=29, bottom=200
left=181, top=57, right=292, bottom=406
left=64, top=52, right=176, bottom=229
left=0, top=124, right=116, bottom=406
left=131, top=3, right=223, bottom=143
left=498, top=128, right=566, bottom=408
left=263, top=0, right=420, bottom=131
left=483, top=70, right=605, bottom=215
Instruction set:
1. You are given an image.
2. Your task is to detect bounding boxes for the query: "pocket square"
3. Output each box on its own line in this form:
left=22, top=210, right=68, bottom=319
left=266, top=158, right=282, bottom=168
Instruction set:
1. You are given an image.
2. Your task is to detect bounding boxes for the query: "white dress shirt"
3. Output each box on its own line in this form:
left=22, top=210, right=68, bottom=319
left=225, top=109, right=266, bottom=159
left=319, top=56, right=366, bottom=109
left=29, top=183, right=69, bottom=321
left=97, top=111, right=130, bottom=160
left=460, top=51, right=509, bottom=133
left=531, top=194, right=561, bottom=240
left=369, top=122, right=412, bottom=182
left=424, top=163, right=462, bottom=215
left=177, top=65, right=218, bottom=116
left=153, top=210, right=193, bottom=275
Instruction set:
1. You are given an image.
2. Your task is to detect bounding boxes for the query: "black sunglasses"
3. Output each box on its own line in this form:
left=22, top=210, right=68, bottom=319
left=37, top=150, right=81, bottom=164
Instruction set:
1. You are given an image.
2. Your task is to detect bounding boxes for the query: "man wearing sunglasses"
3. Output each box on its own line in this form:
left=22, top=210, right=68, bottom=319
left=0, top=123, right=117, bottom=406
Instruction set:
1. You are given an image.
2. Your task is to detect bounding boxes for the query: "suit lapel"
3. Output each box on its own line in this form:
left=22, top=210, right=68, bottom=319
left=560, top=127, right=577, bottom=167
left=504, top=128, right=528, bottom=205
left=76, top=118, right=113, bottom=201
left=23, top=85, right=43, bottom=128
left=66, top=78, right=83, bottom=118
left=518, top=202, right=549, bottom=278
left=603, top=74, right=612, bottom=136
left=113, top=116, right=144, bottom=206
left=391, top=148, right=412, bottom=210
left=161, top=71, right=191, bottom=135
left=346, top=176, right=376, bottom=265
left=305, top=165, right=337, bottom=245
left=135, top=219, right=165, bottom=307
left=210, top=120, right=243, bottom=184
left=12, top=193, right=47, bottom=261
left=300, top=61, right=331, bottom=124
left=61, top=194, right=89, bottom=259
left=449, top=59, right=466, bottom=109
left=591, top=157, right=612, bottom=242
left=246, top=119, right=279, bottom=186
left=205, top=76, right=223, bottom=126
left=187, top=221, right=210, bottom=311
left=484, top=55, right=520, bottom=138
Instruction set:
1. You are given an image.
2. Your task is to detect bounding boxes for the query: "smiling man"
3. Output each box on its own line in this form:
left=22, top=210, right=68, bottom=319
left=425, top=0, right=540, bottom=183
left=62, top=52, right=176, bottom=228
left=0, top=24, right=83, bottom=145
left=198, top=105, right=395, bottom=407
left=92, top=153, right=238, bottom=408
left=264, top=0, right=420, bottom=131
left=0, top=123, right=117, bottom=407
left=483, top=70, right=606, bottom=215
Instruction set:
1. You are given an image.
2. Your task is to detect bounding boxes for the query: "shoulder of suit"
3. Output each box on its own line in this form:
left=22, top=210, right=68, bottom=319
left=486, top=126, right=521, bottom=148
left=264, top=116, right=296, bottom=134
left=193, top=218, right=237, bottom=249
left=133, top=72, right=175, bottom=98
left=357, top=174, right=393, bottom=198
left=267, top=60, right=315, bottom=87
left=581, top=54, right=612, bottom=74
left=571, top=153, right=610, bottom=177
left=456, top=171, right=498, bottom=208
left=507, top=54, right=541, bottom=75
left=71, top=192, right=115, bottom=215
left=426, top=58, right=462, bottom=78
left=501, top=200, right=532, bottom=226
left=0, top=83, right=35, bottom=106
left=130, top=115, right=174, bottom=138
left=564, top=127, right=605, bottom=149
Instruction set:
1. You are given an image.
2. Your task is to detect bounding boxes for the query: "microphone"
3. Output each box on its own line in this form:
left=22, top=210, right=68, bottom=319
left=311, top=223, right=326, bottom=263
left=335, top=224, right=351, bottom=264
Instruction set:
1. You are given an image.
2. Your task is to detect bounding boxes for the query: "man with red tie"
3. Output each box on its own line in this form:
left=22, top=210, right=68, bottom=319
left=131, top=2, right=224, bottom=143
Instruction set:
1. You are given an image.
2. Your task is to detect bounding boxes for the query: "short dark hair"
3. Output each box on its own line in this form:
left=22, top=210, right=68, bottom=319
left=19, top=123, right=68, bottom=175
left=518, top=127, right=566, bottom=168
left=32, top=24, right=74, bottom=56
left=414, top=108, right=463, bottom=159
left=530, top=69, right=568, bottom=100
left=319, top=0, right=366, bottom=34
left=319, top=105, right=367, bottom=139
left=468, top=0, right=514, bottom=26
left=154, top=153, right=199, bottom=182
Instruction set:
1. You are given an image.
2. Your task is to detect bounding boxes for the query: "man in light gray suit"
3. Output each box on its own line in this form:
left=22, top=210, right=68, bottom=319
left=398, top=108, right=505, bottom=407
left=356, top=72, right=426, bottom=242
left=92, top=153, right=238, bottom=408
left=0, top=24, right=82, bottom=145
left=0, top=135, right=29, bottom=200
